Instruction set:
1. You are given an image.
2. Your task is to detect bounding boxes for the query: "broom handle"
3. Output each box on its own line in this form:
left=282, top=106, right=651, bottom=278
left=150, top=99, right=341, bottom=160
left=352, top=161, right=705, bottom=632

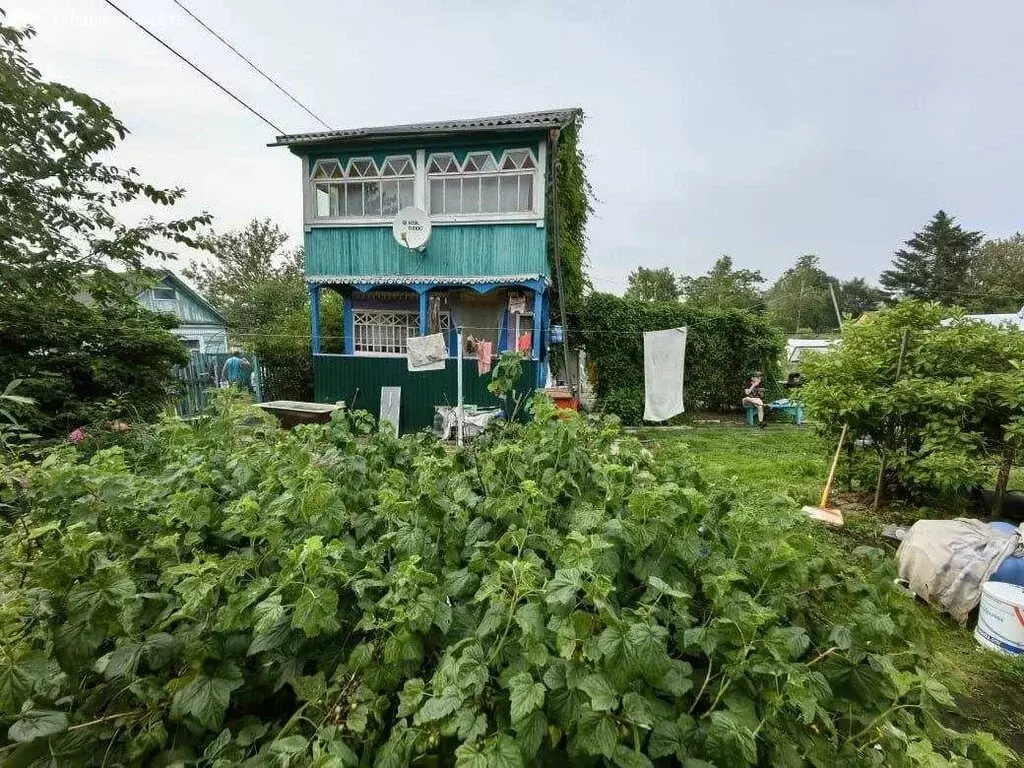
left=820, top=424, right=849, bottom=508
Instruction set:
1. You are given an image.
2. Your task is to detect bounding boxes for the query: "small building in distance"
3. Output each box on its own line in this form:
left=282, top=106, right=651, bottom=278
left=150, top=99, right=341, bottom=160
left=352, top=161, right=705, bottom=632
left=136, top=270, right=229, bottom=354
left=272, top=108, right=582, bottom=431
left=942, top=306, right=1024, bottom=332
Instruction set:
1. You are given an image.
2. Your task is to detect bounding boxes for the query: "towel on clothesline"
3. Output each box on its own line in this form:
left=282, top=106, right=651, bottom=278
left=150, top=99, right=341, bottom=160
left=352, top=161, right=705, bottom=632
left=475, top=340, right=493, bottom=375
left=643, top=327, right=687, bottom=422
left=407, top=333, right=447, bottom=372
left=897, top=518, right=1023, bottom=623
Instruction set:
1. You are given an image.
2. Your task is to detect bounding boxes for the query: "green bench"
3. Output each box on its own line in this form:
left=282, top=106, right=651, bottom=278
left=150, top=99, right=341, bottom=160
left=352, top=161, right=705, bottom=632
left=745, top=400, right=805, bottom=426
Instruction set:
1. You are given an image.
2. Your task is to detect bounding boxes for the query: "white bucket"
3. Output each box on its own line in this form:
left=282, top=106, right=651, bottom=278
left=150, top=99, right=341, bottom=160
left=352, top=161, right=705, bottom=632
left=974, top=581, right=1024, bottom=655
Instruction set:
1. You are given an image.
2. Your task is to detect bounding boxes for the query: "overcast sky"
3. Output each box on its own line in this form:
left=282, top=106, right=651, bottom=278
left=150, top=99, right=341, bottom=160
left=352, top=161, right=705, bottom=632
left=8, top=0, right=1024, bottom=292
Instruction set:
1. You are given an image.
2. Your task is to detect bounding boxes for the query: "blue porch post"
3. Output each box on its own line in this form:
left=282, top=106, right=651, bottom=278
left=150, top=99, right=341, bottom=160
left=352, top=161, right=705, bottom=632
left=532, top=289, right=544, bottom=387
left=309, top=283, right=321, bottom=355
left=342, top=291, right=354, bottom=355
left=419, top=290, right=429, bottom=336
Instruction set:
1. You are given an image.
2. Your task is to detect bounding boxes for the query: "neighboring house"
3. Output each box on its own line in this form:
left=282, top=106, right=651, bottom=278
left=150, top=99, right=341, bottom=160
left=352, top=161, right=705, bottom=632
left=136, top=271, right=229, bottom=354
left=272, top=108, right=580, bottom=431
left=941, top=306, right=1024, bottom=331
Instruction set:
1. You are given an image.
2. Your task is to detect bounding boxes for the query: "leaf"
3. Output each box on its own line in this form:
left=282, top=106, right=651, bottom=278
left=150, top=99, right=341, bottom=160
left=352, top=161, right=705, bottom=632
left=8, top=709, right=68, bottom=743
left=270, top=734, right=309, bottom=757
left=397, top=678, right=425, bottom=718
left=765, top=626, right=810, bottom=661
left=170, top=675, right=242, bottom=730
left=0, top=657, right=53, bottom=714
left=509, top=672, right=546, bottom=721
left=648, top=575, right=688, bottom=599
left=828, top=624, right=853, bottom=651
left=621, top=692, right=655, bottom=727
left=648, top=719, right=680, bottom=759
left=514, top=602, right=546, bottom=639
left=445, top=568, right=479, bottom=599
left=293, top=586, right=340, bottom=637
left=292, top=672, right=326, bottom=703
left=414, top=688, right=461, bottom=724
left=655, top=659, right=694, bottom=697
left=624, top=621, right=671, bottom=679
left=612, top=745, right=654, bottom=768
left=454, top=743, right=489, bottom=768
left=579, top=673, right=618, bottom=712
left=707, top=710, right=758, bottom=766
left=488, top=734, right=525, bottom=767
left=514, top=708, right=547, bottom=758
left=204, top=728, right=231, bottom=759
left=544, top=568, right=583, bottom=607
left=579, top=710, right=619, bottom=757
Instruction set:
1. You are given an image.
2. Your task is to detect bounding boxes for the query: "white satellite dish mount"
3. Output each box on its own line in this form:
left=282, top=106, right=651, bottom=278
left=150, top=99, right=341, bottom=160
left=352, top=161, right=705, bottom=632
left=392, top=207, right=431, bottom=252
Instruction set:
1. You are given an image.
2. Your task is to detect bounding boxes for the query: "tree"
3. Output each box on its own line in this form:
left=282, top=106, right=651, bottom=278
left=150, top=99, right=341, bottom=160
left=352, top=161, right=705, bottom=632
left=624, top=267, right=681, bottom=302
left=880, top=210, right=983, bottom=301
left=680, top=255, right=765, bottom=312
left=966, top=233, right=1024, bottom=313
left=801, top=301, right=1024, bottom=506
left=765, top=255, right=838, bottom=333
left=0, top=16, right=211, bottom=434
left=184, top=218, right=306, bottom=338
left=837, top=277, right=887, bottom=318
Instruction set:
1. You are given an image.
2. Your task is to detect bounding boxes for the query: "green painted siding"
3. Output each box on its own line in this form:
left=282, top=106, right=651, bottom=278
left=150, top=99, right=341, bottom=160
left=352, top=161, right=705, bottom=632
left=314, top=355, right=539, bottom=432
left=305, top=224, right=548, bottom=279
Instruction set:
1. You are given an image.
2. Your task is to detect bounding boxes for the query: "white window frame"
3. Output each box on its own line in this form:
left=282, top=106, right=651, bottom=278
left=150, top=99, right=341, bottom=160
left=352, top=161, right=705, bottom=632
left=152, top=286, right=177, bottom=301
left=310, top=155, right=415, bottom=224
left=352, top=309, right=451, bottom=356
left=425, top=149, right=539, bottom=222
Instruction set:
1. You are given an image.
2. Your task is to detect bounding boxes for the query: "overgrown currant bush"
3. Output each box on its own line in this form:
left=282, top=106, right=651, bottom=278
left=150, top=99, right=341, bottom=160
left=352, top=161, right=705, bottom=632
left=0, top=395, right=1012, bottom=766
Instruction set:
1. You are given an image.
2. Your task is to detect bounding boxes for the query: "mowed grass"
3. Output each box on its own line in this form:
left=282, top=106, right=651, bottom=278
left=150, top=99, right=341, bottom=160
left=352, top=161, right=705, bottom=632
left=635, top=422, right=1024, bottom=757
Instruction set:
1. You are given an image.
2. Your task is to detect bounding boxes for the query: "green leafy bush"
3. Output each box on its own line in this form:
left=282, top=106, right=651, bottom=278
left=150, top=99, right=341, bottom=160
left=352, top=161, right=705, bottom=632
left=576, top=294, right=785, bottom=422
left=0, top=395, right=1011, bottom=765
left=800, top=300, right=1024, bottom=502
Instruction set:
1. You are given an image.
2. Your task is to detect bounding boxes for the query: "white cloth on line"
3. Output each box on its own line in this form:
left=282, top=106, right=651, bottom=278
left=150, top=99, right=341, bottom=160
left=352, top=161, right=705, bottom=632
left=643, top=327, right=687, bottom=422
left=406, top=333, right=447, bottom=372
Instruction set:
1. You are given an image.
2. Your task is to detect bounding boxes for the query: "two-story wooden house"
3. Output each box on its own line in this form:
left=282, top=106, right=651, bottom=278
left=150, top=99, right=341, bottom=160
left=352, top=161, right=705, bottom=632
left=272, top=108, right=580, bottom=431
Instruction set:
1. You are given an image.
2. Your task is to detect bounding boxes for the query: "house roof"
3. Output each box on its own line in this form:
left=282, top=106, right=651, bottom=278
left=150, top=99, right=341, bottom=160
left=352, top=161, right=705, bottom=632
left=307, top=274, right=548, bottom=289
left=149, top=270, right=229, bottom=326
left=269, top=108, right=581, bottom=149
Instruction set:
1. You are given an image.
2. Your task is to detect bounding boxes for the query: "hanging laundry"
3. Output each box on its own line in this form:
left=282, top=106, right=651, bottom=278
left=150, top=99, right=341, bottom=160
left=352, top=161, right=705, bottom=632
left=475, top=339, right=494, bottom=375
left=643, top=327, right=687, bottom=422
left=508, top=291, right=527, bottom=315
left=517, top=332, right=532, bottom=354
left=406, top=333, right=447, bottom=372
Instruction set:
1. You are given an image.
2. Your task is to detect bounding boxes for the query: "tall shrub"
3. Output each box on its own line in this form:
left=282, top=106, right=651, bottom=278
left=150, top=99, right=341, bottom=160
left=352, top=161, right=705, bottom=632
left=576, top=293, right=785, bottom=421
left=800, top=301, right=1024, bottom=503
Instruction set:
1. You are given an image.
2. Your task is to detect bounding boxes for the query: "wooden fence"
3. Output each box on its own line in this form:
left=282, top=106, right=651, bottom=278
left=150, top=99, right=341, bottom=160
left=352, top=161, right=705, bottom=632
left=172, top=353, right=264, bottom=417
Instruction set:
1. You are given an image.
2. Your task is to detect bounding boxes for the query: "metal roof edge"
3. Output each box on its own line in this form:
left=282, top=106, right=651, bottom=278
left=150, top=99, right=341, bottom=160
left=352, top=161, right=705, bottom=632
left=269, top=108, right=582, bottom=149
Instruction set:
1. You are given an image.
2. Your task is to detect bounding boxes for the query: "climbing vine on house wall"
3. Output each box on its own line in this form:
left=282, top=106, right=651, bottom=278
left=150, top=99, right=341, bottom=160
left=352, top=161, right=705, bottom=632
left=547, top=113, right=594, bottom=315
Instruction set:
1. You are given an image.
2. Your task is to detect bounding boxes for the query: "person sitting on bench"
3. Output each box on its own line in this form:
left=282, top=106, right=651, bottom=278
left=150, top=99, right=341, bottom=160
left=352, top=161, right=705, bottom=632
left=743, top=372, right=767, bottom=429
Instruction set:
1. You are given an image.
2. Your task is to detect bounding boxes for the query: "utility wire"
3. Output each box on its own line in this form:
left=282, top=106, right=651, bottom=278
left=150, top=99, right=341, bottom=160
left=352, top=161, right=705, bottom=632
left=101, top=0, right=284, bottom=134
left=169, top=0, right=331, bottom=131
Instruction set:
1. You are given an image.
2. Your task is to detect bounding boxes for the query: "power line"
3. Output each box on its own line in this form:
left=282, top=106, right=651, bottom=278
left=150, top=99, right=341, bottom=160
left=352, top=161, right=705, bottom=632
left=101, top=0, right=284, bottom=134
left=169, top=0, right=331, bottom=131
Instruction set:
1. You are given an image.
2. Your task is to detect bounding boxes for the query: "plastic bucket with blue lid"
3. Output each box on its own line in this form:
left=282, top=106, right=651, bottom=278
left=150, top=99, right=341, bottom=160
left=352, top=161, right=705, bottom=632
left=974, top=581, right=1024, bottom=655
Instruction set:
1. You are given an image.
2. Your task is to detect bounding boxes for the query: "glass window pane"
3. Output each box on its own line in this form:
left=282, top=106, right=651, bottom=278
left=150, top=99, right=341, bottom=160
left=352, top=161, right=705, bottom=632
left=429, top=178, right=444, bottom=214
left=346, top=183, right=362, bottom=216
left=518, top=174, right=533, bottom=211
left=329, top=184, right=342, bottom=216
left=498, top=176, right=517, bottom=212
left=481, top=174, right=499, bottom=213
left=461, top=177, right=480, bottom=213
left=382, top=179, right=400, bottom=215
left=363, top=181, right=381, bottom=216
left=444, top=177, right=462, bottom=213
left=315, top=185, right=330, bottom=217
left=399, top=179, right=414, bottom=209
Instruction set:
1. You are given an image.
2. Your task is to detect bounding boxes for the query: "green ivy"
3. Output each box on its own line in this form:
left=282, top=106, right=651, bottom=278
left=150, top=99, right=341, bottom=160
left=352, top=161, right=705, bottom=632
left=547, top=114, right=594, bottom=316
left=576, top=293, right=786, bottom=422
left=0, top=393, right=1011, bottom=765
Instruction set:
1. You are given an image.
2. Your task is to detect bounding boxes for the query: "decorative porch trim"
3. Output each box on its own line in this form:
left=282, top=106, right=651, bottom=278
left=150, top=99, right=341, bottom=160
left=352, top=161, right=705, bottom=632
left=308, top=273, right=547, bottom=286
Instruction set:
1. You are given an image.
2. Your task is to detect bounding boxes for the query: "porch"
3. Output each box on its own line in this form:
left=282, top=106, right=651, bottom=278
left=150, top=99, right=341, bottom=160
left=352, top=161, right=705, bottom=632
left=308, top=275, right=549, bottom=431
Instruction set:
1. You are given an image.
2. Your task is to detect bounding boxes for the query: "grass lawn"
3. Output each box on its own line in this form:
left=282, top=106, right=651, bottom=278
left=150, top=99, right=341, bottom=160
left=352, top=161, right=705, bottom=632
left=634, top=422, right=1024, bottom=757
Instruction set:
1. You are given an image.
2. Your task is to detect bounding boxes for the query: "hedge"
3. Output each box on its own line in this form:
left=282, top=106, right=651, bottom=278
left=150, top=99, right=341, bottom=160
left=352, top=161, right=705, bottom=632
left=575, top=293, right=785, bottom=422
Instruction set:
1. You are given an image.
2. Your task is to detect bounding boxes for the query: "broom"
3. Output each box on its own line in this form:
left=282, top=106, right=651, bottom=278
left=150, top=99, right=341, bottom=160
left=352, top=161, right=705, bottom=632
left=802, top=423, right=848, bottom=526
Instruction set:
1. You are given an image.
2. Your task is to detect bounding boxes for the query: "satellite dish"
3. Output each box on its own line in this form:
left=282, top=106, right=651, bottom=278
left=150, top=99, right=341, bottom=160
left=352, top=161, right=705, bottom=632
left=392, top=207, right=431, bottom=251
